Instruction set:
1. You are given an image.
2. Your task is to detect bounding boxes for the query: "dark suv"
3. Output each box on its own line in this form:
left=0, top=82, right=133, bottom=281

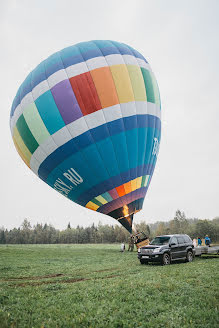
left=137, top=234, right=194, bottom=265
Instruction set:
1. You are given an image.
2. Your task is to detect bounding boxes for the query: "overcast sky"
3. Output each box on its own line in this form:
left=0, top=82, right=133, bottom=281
left=1, top=0, right=219, bottom=230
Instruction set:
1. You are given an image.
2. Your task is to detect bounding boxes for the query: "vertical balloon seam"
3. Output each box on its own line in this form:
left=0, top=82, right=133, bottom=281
left=28, top=69, right=62, bottom=180
left=93, top=40, right=131, bottom=185
left=20, top=72, right=45, bottom=175
left=149, top=115, right=161, bottom=187
left=13, top=85, right=25, bottom=164
left=127, top=46, right=149, bottom=213
left=124, top=62, right=139, bottom=215
left=119, top=43, right=143, bottom=213
left=94, top=41, right=133, bottom=211
left=86, top=45, right=129, bottom=211
left=146, top=117, right=159, bottom=198
left=108, top=41, right=146, bottom=226
left=99, top=43, right=139, bottom=222
left=76, top=43, right=127, bottom=211
left=151, top=104, right=161, bottom=177
left=92, top=41, right=132, bottom=214
left=90, top=41, right=140, bottom=219
left=142, top=73, right=161, bottom=199
left=111, top=41, right=139, bottom=217
left=129, top=46, right=148, bottom=212
left=136, top=54, right=157, bottom=210
left=14, top=78, right=46, bottom=173
left=123, top=45, right=145, bottom=215
left=141, top=119, right=156, bottom=197
left=105, top=40, right=136, bottom=212
left=141, top=70, right=161, bottom=208
left=136, top=61, right=161, bottom=212
left=99, top=40, right=136, bottom=216
left=148, top=71, right=161, bottom=180
left=47, top=50, right=110, bottom=206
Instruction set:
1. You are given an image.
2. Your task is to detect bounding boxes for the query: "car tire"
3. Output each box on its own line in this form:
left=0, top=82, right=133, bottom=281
left=186, top=250, right=193, bottom=262
left=140, top=259, right=148, bottom=265
left=162, top=253, right=171, bottom=265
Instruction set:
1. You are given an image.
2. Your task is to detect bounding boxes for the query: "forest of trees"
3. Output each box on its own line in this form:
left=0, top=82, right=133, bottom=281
left=0, top=210, right=218, bottom=244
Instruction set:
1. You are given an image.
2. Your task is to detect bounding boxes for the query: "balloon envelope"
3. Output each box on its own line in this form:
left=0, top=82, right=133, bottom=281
left=10, top=40, right=161, bottom=233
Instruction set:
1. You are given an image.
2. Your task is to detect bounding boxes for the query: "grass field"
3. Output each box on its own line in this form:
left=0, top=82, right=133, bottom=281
left=0, top=244, right=218, bottom=328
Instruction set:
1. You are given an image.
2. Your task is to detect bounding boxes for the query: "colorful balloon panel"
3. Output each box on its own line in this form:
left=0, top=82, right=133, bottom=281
left=10, top=40, right=161, bottom=233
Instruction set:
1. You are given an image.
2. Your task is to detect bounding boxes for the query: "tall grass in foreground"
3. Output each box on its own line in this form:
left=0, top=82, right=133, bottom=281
left=0, top=244, right=218, bottom=328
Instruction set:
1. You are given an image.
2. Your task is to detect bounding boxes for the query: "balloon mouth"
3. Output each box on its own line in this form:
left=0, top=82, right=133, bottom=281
left=117, top=206, right=142, bottom=233
left=107, top=198, right=144, bottom=233
left=122, top=205, right=141, bottom=218
left=117, top=213, right=134, bottom=233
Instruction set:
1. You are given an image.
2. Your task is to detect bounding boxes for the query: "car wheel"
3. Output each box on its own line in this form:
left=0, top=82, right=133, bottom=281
left=140, top=259, right=148, bottom=265
left=186, top=250, right=193, bottom=262
left=162, top=253, right=171, bottom=265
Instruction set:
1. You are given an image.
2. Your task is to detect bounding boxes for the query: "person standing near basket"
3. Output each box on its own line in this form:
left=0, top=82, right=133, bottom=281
left=205, top=235, right=211, bottom=247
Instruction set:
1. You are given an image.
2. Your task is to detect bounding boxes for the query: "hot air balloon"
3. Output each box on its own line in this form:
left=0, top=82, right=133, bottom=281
left=10, top=40, right=161, bottom=233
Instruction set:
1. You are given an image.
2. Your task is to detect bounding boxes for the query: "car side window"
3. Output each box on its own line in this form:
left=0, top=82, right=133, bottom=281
left=183, top=235, right=190, bottom=243
left=177, top=236, right=184, bottom=244
left=171, top=237, right=178, bottom=245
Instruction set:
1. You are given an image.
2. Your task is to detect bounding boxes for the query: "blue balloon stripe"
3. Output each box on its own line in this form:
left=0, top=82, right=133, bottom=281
left=20, top=74, right=32, bottom=101
left=38, top=115, right=160, bottom=181
left=44, top=52, right=64, bottom=78
left=44, top=135, right=156, bottom=203
left=11, top=41, right=149, bottom=114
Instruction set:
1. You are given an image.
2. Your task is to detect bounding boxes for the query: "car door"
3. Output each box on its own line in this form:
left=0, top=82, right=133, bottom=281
left=182, top=235, right=192, bottom=255
left=176, top=236, right=186, bottom=258
left=170, top=236, right=179, bottom=259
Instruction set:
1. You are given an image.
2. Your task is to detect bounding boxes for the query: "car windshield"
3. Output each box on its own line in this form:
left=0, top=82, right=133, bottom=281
left=150, top=236, right=170, bottom=245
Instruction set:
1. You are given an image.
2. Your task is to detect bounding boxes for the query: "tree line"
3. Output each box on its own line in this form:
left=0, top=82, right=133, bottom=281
left=0, top=210, right=218, bottom=244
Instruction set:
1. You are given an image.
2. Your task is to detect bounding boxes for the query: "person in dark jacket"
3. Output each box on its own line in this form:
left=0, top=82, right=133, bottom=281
left=128, top=235, right=135, bottom=251
left=197, top=237, right=202, bottom=246
left=205, top=235, right=211, bottom=247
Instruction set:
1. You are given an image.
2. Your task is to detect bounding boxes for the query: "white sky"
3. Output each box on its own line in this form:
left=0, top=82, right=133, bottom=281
left=1, top=0, right=219, bottom=230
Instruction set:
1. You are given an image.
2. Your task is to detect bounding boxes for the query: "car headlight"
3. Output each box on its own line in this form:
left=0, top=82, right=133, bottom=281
left=153, top=248, right=161, bottom=253
left=138, top=248, right=141, bottom=253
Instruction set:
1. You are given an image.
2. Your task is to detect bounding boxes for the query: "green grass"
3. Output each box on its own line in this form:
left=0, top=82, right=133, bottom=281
left=0, top=244, right=218, bottom=328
